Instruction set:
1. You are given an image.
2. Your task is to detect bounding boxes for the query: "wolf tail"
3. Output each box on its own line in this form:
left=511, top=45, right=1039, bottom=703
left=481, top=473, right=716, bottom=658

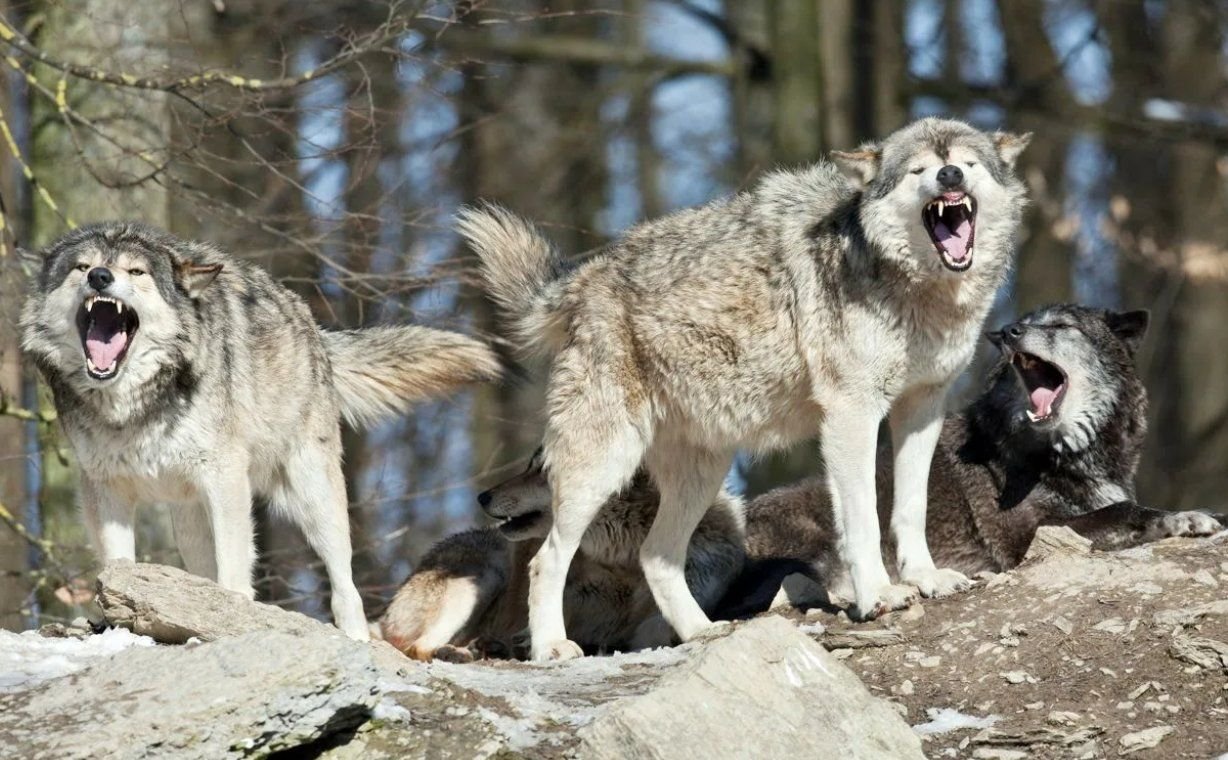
left=455, top=202, right=568, bottom=354
left=322, top=325, right=501, bottom=428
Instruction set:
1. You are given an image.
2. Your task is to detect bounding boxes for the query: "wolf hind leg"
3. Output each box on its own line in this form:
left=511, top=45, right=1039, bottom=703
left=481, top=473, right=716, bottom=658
left=271, top=445, right=367, bottom=640
left=640, top=441, right=734, bottom=643
left=529, top=411, right=647, bottom=661
left=172, top=501, right=217, bottom=580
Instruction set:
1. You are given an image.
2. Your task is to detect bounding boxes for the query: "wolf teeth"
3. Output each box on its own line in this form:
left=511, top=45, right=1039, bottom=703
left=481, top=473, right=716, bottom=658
left=937, top=201, right=945, bottom=215
left=1026, top=410, right=1041, bottom=422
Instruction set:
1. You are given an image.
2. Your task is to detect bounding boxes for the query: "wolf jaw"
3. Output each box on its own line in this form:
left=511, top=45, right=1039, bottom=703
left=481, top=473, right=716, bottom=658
left=1010, top=351, right=1067, bottom=423
left=75, top=294, right=140, bottom=380
left=922, top=192, right=977, bottom=271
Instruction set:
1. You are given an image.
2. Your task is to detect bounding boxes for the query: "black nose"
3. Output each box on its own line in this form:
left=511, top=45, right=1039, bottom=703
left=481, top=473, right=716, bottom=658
left=87, top=267, right=114, bottom=292
left=477, top=490, right=492, bottom=508
left=937, top=164, right=964, bottom=189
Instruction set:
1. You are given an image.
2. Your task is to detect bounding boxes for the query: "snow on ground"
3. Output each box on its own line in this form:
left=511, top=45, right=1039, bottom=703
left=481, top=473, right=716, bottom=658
left=0, top=628, right=155, bottom=692
left=911, top=707, right=1000, bottom=735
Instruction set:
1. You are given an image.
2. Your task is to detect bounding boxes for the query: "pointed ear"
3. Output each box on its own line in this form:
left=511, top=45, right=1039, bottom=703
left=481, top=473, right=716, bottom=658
left=993, top=131, right=1032, bottom=168
left=178, top=261, right=222, bottom=297
left=831, top=146, right=881, bottom=188
left=1106, top=309, right=1149, bottom=354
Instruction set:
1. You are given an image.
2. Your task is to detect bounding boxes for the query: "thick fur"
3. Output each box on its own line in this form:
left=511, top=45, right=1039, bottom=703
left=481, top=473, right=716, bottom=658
left=460, top=118, right=1030, bottom=659
left=379, top=451, right=746, bottom=660
left=20, top=222, right=500, bottom=639
left=722, top=305, right=1227, bottom=616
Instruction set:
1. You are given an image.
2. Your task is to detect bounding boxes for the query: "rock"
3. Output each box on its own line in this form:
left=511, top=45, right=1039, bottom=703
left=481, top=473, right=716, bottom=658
left=0, top=630, right=379, bottom=758
left=97, top=561, right=331, bottom=644
left=576, top=616, right=924, bottom=760
left=1169, top=634, right=1228, bottom=672
left=821, top=628, right=907, bottom=650
left=1118, top=725, right=1174, bottom=754
left=1023, top=526, right=1092, bottom=562
left=1153, top=599, right=1228, bottom=628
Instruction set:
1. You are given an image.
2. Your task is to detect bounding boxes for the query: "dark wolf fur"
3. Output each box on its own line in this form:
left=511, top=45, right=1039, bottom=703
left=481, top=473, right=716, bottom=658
left=379, top=453, right=745, bottom=660
left=722, top=304, right=1226, bottom=616
left=20, top=222, right=500, bottom=638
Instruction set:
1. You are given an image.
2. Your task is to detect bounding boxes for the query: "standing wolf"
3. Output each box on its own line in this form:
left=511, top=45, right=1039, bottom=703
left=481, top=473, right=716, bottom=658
left=21, top=222, right=500, bottom=639
left=723, top=305, right=1227, bottom=616
left=460, top=118, right=1031, bottom=660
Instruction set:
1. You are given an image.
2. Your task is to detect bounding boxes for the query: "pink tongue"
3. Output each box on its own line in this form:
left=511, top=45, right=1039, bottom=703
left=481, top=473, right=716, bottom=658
left=1030, top=386, right=1057, bottom=417
left=935, top=217, right=973, bottom=260
left=86, top=326, right=128, bottom=371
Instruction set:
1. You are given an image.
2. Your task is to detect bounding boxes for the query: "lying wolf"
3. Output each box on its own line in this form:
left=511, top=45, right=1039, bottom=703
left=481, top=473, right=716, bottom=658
left=460, top=118, right=1030, bottom=659
left=723, top=304, right=1226, bottom=615
left=379, top=449, right=745, bottom=661
left=20, top=222, right=500, bottom=638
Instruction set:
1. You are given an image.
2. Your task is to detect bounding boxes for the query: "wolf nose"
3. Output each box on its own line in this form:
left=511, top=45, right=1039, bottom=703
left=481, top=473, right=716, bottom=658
left=477, top=490, right=492, bottom=508
left=87, top=267, right=114, bottom=292
left=937, top=164, right=964, bottom=189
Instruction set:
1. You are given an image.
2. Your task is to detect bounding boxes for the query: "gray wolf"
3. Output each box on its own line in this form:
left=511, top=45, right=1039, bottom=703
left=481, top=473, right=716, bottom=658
left=378, top=448, right=745, bottom=660
left=722, top=304, right=1227, bottom=616
left=459, top=117, right=1030, bottom=659
left=20, top=222, right=500, bottom=639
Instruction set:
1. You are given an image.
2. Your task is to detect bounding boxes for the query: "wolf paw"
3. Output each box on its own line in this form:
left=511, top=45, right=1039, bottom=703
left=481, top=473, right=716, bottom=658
left=534, top=639, right=584, bottom=662
left=850, top=583, right=917, bottom=621
left=630, top=615, right=676, bottom=650
left=903, top=567, right=972, bottom=598
left=1160, top=511, right=1224, bottom=538
left=432, top=645, right=476, bottom=664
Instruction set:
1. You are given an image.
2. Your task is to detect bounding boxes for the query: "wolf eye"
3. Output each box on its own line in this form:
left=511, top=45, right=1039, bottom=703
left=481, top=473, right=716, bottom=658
left=910, top=167, right=925, bottom=175
left=966, top=161, right=977, bottom=168
left=74, top=263, right=89, bottom=272
left=128, top=267, right=146, bottom=277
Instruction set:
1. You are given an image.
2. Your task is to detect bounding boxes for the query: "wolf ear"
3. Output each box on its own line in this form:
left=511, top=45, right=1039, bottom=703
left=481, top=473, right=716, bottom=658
left=178, top=261, right=222, bottom=297
left=1106, top=309, right=1149, bottom=354
left=992, top=131, right=1032, bottom=168
left=831, top=147, right=881, bottom=188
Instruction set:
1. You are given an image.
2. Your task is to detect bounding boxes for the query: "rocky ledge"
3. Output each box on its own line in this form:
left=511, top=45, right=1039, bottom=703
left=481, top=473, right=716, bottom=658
left=1, top=527, right=1225, bottom=759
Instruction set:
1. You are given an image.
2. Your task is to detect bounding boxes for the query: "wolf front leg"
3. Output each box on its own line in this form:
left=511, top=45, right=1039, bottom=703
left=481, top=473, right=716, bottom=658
left=821, top=402, right=916, bottom=620
left=1043, top=501, right=1225, bottom=551
left=889, top=383, right=971, bottom=598
left=197, top=465, right=257, bottom=599
left=80, top=475, right=136, bottom=563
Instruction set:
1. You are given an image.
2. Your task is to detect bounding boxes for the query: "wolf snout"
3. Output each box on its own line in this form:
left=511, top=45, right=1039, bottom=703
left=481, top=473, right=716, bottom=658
left=985, top=322, right=1026, bottom=349
left=87, top=267, right=114, bottom=292
left=937, top=164, right=964, bottom=189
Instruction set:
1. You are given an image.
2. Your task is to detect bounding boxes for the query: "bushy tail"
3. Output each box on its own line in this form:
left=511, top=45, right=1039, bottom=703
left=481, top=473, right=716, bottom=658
left=455, top=202, right=568, bottom=353
left=322, top=325, right=500, bottom=428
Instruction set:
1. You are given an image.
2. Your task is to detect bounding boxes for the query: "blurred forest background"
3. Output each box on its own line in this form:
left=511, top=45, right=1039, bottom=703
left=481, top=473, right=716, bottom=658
left=1, top=0, right=1226, bottom=630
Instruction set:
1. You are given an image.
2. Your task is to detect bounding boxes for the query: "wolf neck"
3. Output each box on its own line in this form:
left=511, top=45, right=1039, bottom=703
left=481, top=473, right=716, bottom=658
left=51, top=359, right=197, bottom=430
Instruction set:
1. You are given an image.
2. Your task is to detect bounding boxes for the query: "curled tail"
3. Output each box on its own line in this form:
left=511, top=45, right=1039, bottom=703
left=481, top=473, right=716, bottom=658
left=323, top=325, right=500, bottom=428
left=455, top=203, right=568, bottom=354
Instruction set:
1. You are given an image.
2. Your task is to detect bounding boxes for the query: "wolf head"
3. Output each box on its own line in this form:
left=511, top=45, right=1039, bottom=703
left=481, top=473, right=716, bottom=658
left=979, top=304, right=1149, bottom=457
left=20, top=222, right=222, bottom=424
left=477, top=447, right=553, bottom=540
left=833, top=118, right=1030, bottom=277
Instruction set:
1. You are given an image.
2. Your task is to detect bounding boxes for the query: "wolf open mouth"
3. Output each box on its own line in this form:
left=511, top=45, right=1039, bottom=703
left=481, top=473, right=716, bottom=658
left=922, top=192, right=977, bottom=271
left=75, top=295, right=139, bottom=380
left=1012, top=352, right=1066, bottom=423
left=494, top=510, right=548, bottom=538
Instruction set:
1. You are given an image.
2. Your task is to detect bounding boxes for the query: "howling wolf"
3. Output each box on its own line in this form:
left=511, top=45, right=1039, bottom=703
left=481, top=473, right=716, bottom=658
left=21, top=222, right=500, bottom=639
left=460, top=118, right=1030, bottom=659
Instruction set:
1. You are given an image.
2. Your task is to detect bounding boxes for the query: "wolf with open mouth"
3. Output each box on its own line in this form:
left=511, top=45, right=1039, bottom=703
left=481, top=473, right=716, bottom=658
left=20, top=222, right=500, bottom=639
left=460, top=117, right=1030, bottom=660
left=724, top=304, right=1227, bottom=617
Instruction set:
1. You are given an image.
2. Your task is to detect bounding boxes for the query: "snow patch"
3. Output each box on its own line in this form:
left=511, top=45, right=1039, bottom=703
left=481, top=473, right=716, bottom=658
left=912, top=707, right=1000, bottom=735
left=0, top=628, right=155, bottom=692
